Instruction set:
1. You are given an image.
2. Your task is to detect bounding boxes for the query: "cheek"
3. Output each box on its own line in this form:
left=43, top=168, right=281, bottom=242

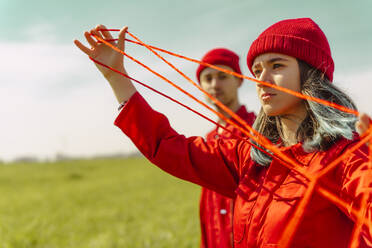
left=256, top=85, right=263, bottom=104
left=255, top=84, right=260, bottom=95
left=276, top=70, right=301, bottom=91
left=200, top=83, right=210, bottom=91
left=276, top=75, right=301, bottom=93
left=288, top=73, right=301, bottom=91
left=226, top=81, right=239, bottom=92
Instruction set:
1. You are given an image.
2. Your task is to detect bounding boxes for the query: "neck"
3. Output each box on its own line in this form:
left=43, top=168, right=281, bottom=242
left=217, top=99, right=241, bottom=126
left=279, top=103, right=307, bottom=147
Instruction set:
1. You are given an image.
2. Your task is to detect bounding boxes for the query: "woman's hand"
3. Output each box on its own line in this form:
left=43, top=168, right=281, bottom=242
left=356, top=113, right=372, bottom=136
left=74, top=24, right=126, bottom=79
left=74, top=25, right=136, bottom=103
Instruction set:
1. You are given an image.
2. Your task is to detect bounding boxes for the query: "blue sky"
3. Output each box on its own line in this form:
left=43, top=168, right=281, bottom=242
left=1, top=0, right=371, bottom=161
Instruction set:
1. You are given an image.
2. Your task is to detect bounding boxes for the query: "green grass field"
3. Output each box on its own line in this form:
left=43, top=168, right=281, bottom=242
left=0, top=157, right=200, bottom=247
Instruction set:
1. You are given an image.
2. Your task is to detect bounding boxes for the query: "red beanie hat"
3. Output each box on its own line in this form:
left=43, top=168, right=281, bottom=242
left=196, top=48, right=242, bottom=83
left=247, top=18, right=334, bottom=81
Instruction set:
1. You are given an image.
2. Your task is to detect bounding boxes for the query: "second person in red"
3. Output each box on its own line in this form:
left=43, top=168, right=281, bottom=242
left=197, top=48, right=256, bottom=248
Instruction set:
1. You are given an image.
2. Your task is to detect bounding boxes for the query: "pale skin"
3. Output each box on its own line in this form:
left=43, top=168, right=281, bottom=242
left=74, top=25, right=371, bottom=139
left=253, top=53, right=308, bottom=146
left=74, top=25, right=136, bottom=103
left=199, top=65, right=242, bottom=129
left=252, top=52, right=371, bottom=144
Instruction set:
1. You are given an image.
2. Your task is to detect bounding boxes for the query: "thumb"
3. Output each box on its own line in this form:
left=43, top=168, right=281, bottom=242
left=118, top=26, right=128, bottom=52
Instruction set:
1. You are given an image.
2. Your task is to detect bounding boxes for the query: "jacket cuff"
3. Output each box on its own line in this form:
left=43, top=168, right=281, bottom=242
left=114, top=91, right=142, bottom=127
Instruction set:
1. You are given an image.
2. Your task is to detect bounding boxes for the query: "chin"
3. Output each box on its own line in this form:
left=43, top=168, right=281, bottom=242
left=262, top=106, right=281, bottom=116
left=206, top=96, right=225, bottom=105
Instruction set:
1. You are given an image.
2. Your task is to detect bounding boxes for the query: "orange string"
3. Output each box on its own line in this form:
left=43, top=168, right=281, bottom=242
left=96, top=30, right=359, bottom=116
left=279, top=180, right=317, bottom=248
left=348, top=136, right=372, bottom=248
left=317, top=185, right=372, bottom=230
left=317, top=127, right=372, bottom=179
left=91, top=32, right=316, bottom=183
left=91, top=31, right=372, bottom=226
left=90, top=57, right=274, bottom=159
left=127, top=37, right=359, bottom=115
left=89, top=29, right=371, bottom=244
left=277, top=128, right=372, bottom=248
left=122, top=31, right=324, bottom=181
left=124, top=32, right=372, bottom=245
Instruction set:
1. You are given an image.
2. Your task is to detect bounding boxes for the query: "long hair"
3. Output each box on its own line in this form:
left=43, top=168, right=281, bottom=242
left=251, top=59, right=358, bottom=166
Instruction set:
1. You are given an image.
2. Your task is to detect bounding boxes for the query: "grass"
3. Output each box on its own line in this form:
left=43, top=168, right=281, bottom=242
left=0, top=157, right=200, bottom=247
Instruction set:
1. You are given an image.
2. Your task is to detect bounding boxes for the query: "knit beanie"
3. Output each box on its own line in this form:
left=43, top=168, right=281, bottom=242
left=196, top=48, right=242, bottom=83
left=247, top=18, right=334, bottom=81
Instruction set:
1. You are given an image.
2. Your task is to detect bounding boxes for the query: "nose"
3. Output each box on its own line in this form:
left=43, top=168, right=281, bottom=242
left=256, top=69, right=273, bottom=87
left=210, top=77, right=221, bottom=88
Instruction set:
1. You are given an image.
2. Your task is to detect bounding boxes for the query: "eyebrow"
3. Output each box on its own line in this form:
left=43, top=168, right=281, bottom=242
left=253, top=57, right=289, bottom=68
left=268, top=57, right=289, bottom=63
left=202, top=70, right=228, bottom=77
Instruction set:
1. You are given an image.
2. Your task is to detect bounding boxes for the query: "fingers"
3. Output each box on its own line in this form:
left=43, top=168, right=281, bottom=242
left=74, top=39, right=92, bottom=56
left=74, top=24, right=126, bottom=56
left=97, top=24, right=114, bottom=41
left=356, top=121, right=364, bottom=135
left=356, top=113, right=371, bottom=136
left=73, top=29, right=100, bottom=56
left=84, top=31, right=98, bottom=47
left=90, top=27, right=104, bottom=43
left=117, top=26, right=128, bottom=51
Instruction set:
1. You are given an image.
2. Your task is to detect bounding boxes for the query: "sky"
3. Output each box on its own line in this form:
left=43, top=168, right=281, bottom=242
left=1, top=0, right=371, bottom=162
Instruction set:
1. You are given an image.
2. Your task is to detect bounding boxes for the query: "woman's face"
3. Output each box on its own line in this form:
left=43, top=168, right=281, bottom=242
left=253, top=53, right=305, bottom=117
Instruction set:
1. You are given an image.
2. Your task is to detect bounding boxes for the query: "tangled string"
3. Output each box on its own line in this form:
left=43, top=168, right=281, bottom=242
left=89, top=29, right=372, bottom=248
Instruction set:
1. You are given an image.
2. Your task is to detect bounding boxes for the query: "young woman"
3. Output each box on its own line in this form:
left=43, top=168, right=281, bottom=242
left=75, top=18, right=372, bottom=247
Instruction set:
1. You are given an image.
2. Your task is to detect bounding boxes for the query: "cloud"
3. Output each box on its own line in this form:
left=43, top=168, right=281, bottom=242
left=22, top=22, right=58, bottom=43
left=0, top=36, right=215, bottom=162
left=0, top=40, right=114, bottom=161
left=2, top=21, right=371, bottom=162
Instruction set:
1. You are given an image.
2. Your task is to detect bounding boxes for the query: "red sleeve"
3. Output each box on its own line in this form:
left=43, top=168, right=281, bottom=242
left=339, top=144, right=372, bottom=246
left=114, top=92, right=247, bottom=198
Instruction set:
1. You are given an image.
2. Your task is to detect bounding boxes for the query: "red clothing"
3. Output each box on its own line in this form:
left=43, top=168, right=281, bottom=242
left=200, top=106, right=255, bottom=248
left=115, top=92, right=372, bottom=248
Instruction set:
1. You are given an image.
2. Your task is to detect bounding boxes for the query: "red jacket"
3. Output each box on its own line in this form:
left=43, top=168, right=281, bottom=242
left=115, top=92, right=372, bottom=248
left=200, top=106, right=255, bottom=248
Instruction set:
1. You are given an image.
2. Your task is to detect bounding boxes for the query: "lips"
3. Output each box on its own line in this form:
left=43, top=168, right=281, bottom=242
left=261, top=92, right=276, bottom=100
left=211, top=92, right=223, bottom=97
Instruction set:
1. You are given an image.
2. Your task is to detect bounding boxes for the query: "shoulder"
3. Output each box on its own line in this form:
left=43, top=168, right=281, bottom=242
left=205, top=128, right=218, bottom=141
left=326, top=135, right=369, bottom=179
left=335, top=135, right=368, bottom=159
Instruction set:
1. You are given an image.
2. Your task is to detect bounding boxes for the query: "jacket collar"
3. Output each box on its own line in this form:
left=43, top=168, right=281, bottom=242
left=276, top=136, right=359, bottom=167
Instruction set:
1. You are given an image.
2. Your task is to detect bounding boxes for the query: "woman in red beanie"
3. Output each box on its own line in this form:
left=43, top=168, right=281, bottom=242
left=75, top=18, right=372, bottom=247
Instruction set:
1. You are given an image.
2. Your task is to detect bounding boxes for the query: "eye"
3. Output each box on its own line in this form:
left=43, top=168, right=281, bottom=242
left=203, top=75, right=212, bottom=82
left=218, top=73, right=227, bottom=80
left=253, top=69, right=261, bottom=77
left=273, top=63, right=283, bottom=69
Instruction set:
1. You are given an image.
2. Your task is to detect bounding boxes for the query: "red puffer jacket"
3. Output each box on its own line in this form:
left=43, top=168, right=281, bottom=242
left=115, top=92, right=372, bottom=248
left=200, top=106, right=255, bottom=248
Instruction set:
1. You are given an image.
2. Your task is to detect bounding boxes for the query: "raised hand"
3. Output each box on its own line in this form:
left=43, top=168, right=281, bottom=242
left=74, top=25, right=136, bottom=103
left=356, top=113, right=372, bottom=136
left=74, top=25, right=127, bottom=80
